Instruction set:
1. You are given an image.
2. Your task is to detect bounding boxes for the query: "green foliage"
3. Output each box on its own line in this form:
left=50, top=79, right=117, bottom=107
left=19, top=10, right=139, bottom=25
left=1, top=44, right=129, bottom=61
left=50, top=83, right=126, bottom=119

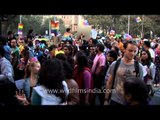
left=1, top=15, right=44, bottom=35
left=58, top=18, right=66, bottom=35
left=2, top=15, right=160, bottom=38
left=22, top=15, right=43, bottom=35
left=1, top=15, right=19, bottom=35
left=84, top=15, right=160, bottom=38
left=2, top=15, right=66, bottom=36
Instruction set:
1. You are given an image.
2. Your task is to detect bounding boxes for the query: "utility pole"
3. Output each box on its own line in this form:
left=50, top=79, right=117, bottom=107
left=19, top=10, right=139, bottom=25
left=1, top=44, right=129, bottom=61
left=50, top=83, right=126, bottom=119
left=20, top=15, right=22, bottom=23
left=18, top=15, right=22, bottom=36
left=141, top=15, right=144, bottom=38
left=49, top=19, right=51, bottom=37
left=128, top=15, right=130, bottom=34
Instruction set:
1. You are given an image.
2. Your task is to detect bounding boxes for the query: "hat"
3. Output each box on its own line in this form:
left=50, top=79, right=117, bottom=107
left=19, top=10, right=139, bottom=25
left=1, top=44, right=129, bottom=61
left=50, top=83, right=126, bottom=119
left=55, top=50, right=64, bottom=56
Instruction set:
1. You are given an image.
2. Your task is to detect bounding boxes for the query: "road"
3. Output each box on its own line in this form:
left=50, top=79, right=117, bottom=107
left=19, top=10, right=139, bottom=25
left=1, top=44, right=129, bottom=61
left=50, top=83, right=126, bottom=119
left=149, top=86, right=160, bottom=105
left=95, top=86, right=160, bottom=105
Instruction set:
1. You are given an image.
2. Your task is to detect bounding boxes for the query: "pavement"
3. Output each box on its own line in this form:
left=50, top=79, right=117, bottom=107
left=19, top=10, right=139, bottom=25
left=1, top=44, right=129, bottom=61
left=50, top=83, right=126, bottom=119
left=95, top=86, right=160, bottom=105
left=149, top=86, right=160, bottom=105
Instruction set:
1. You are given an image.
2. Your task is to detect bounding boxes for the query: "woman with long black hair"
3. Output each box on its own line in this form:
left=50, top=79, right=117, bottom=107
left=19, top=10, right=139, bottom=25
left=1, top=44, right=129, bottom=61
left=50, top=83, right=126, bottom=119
left=31, top=58, right=69, bottom=105
left=140, top=49, right=155, bottom=96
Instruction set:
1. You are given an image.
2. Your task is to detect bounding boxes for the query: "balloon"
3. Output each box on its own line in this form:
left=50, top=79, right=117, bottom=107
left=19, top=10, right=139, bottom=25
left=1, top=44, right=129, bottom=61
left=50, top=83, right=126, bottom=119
left=110, top=30, right=115, bottom=36
left=123, top=34, right=132, bottom=40
left=135, top=17, right=141, bottom=23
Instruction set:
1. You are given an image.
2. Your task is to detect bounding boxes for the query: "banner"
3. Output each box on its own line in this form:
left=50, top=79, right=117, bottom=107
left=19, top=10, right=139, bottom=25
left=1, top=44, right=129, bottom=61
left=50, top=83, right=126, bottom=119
left=77, top=24, right=92, bottom=40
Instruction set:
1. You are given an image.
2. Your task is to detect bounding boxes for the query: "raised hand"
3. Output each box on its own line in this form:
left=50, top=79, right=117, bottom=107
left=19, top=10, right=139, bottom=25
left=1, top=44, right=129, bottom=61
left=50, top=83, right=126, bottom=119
left=15, top=90, right=29, bottom=105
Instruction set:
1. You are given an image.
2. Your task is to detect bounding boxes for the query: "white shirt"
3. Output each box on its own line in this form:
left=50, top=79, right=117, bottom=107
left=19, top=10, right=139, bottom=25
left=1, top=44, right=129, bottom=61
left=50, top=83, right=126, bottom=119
left=149, top=48, right=155, bottom=59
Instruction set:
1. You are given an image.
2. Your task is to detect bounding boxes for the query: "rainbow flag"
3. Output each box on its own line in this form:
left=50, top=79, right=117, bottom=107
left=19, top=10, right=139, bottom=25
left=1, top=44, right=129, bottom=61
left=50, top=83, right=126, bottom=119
left=63, top=32, right=70, bottom=37
left=51, top=20, right=59, bottom=36
left=18, top=23, right=24, bottom=35
left=51, top=29, right=58, bottom=36
left=51, top=20, right=59, bottom=30
left=18, top=23, right=23, bottom=29
left=62, top=32, right=72, bottom=41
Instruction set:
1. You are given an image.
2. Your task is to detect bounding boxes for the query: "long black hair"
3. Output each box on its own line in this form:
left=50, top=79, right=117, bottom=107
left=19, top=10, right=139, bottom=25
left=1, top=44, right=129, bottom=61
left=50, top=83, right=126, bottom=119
left=140, top=49, right=152, bottom=67
left=56, top=53, right=73, bottom=79
left=123, top=77, right=150, bottom=105
left=38, top=58, right=66, bottom=103
left=75, top=51, right=89, bottom=74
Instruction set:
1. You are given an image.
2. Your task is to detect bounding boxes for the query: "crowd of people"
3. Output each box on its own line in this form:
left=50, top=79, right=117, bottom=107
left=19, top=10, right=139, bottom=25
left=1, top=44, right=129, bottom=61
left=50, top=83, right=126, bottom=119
left=0, top=28, right=160, bottom=105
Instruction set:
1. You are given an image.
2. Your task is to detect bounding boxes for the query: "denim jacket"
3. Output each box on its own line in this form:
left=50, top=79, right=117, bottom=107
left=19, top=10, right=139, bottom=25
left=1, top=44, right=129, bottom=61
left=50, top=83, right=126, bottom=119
left=15, top=78, right=38, bottom=100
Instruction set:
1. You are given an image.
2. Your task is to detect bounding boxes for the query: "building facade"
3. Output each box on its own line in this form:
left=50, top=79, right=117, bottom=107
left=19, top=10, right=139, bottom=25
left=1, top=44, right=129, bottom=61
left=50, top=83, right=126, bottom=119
left=56, top=15, right=85, bottom=32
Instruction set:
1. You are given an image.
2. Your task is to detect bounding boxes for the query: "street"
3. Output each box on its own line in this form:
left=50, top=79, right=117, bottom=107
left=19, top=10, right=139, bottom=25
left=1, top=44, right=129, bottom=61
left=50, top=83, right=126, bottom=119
left=149, top=86, right=160, bottom=105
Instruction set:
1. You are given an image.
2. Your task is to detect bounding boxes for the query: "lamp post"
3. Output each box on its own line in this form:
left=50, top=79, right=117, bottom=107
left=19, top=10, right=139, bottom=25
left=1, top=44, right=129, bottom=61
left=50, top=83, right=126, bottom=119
left=20, top=15, right=22, bottom=24
left=141, top=15, right=144, bottom=38
left=128, top=15, right=130, bottom=34
left=150, top=30, right=153, bottom=39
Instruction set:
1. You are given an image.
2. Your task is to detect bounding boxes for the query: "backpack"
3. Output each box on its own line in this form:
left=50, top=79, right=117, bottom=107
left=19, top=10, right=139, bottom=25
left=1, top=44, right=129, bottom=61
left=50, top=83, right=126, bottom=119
left=108, top=58, right=140, bottom=101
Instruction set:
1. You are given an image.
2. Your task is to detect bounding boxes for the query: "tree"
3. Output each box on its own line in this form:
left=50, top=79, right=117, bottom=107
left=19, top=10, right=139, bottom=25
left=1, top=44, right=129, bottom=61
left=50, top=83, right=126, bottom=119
left=1, top=15, right=44, bottom=36
left=84, top=15, right=112, bottom=32
left=2, top=15, right=160, bottom=38
left=58, top=18, right=66, bottom=35
left=84, top=15, right=160, bottom=38
left=22, top=15, right=44, bottom=35
left=1, top=15, right=19, bottom=35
